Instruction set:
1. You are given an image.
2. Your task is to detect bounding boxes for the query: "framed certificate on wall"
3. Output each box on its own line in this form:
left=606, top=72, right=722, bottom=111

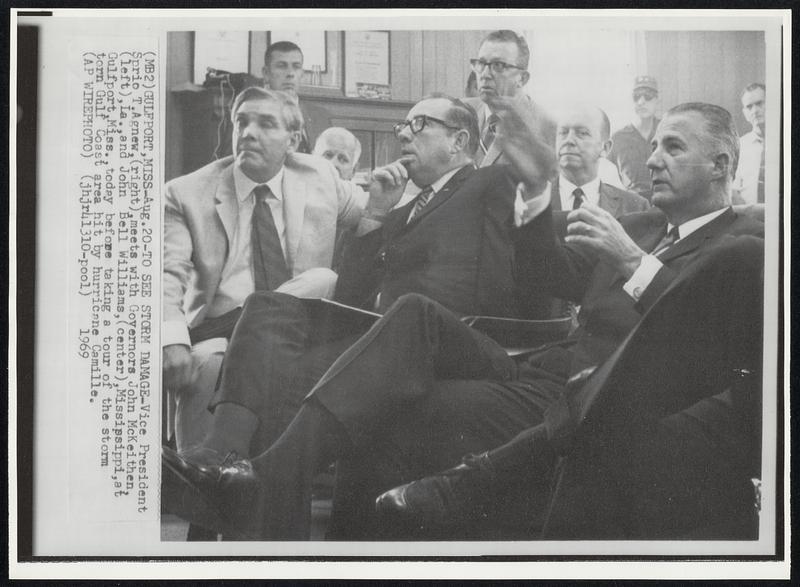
left=344, top=30, right=391, bottom=99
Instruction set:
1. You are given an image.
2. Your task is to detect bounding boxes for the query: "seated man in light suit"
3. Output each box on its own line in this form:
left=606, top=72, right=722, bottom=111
left=463, top=30, right=556, bottom=167
left=162, top=94, right=540, bottom=539
left=163, top=86, right=371, bottom=453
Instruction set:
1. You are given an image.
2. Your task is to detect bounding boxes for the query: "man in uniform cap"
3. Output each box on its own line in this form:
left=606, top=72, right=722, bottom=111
left=608, top=75, right=661, bottom=201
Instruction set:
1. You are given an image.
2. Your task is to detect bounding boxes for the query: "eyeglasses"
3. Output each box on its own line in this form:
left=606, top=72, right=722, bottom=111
left=393, top=115, right=461, bottom=137
left=469, top=58, right=524, bottom=74
left=633, top=91, right=658, bottom=102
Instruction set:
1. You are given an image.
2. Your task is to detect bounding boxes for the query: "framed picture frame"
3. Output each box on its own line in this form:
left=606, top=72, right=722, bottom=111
left=343, top=30, right=391, bottom=99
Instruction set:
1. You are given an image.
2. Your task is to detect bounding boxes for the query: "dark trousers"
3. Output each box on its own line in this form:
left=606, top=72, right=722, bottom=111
left=307, top=294, right=567, bottom=538
left=209, top=292, right=364, bottom=455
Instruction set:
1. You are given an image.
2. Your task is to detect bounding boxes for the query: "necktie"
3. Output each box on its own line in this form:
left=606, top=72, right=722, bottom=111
left=297, top=127, right=311, bottom=154
left=407, top=186, right=435, bottom=222
left=251, top=184, right=290, bottom=291
left=652, top=225, right=680, bottom=256
left=480, top=113, right=499, bottom=154
left=757, top=142, right=765, bottom=204
left=572, top=187, right=585, bottom=210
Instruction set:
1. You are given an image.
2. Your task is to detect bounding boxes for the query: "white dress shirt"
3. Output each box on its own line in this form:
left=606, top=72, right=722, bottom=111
left=733, top=130, right=764, bottom=204
left=558, top=175, right=601, bottom=210
left=513, top=184, right=730, bottom=303
left=208, top=166, right=288, bottom=319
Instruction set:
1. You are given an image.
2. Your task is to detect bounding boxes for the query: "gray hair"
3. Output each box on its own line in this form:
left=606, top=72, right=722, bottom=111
left=666, top=102, right=740, bottom=179
left=230, top=86, right=304, bottom=133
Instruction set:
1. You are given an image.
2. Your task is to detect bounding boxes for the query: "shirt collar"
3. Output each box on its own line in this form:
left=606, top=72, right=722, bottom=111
left=429, top=165, right=466, bottom=194
left=668, top=207, right=728, bottom=241
left=559, top=174, right=601, bottom=206
left=233, top=165, right=285, bottom=203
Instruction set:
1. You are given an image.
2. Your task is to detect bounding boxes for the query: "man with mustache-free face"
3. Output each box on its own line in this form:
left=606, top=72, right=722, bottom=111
left=262, top=40, right=332, bottom=154
left=162, top=87, right=368, bottom=452
left=552, top=105, right=648, bottom=216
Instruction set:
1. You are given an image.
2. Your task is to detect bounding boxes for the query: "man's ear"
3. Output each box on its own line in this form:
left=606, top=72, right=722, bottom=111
left=600, top=139, right=613, bottom=158
left=711, top=152, right=731, bottom=180
left=286, top=130, right=301, bottom=154
left=519, top=70, right=530, bottom=87
left=452, top=129, right=470, bottom=153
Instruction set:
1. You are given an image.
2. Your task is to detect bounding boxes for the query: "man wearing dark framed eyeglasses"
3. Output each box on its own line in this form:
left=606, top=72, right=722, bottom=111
left=608, top=75, right=661, bottom=201
left=462, top=30, right=556, bottom=168
left=161, top=93, right=544, bottom=540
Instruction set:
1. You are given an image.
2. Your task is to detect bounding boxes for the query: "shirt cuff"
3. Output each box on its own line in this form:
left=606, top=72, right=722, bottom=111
left=514, top=181, right=551, bottom=227
left=622, top=254, right=664, bottom=301
left=162, top=320, right=191, bottom=348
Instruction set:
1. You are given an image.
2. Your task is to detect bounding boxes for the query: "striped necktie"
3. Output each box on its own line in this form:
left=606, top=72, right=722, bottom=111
left=251, top=184, right=290, bottom=291
left=407, top=185, right=435, bottom=222
left=480, top=113, right=499, bottom=155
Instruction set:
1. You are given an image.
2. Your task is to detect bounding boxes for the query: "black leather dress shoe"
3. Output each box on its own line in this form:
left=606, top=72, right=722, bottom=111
left=162, top=446, right=261, bottom=539
left=375, top=452, right=497, bottom=530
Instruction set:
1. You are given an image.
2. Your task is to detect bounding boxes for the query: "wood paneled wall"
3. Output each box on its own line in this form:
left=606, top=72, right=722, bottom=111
left=645, top=31, right=767, bottom=135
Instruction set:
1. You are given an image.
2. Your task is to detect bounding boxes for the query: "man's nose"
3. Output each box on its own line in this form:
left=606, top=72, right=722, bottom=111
left=646, top=149, right=662, bottom=170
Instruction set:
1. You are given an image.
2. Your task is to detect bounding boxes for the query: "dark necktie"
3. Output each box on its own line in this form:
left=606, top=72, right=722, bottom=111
left=572, top=187, right=585, bottom=210
left=480, top=113, right=499, bottom=154
left=652, top=225, right=680, bottom=256
left=407, top=185, right=434, bottom=222
left=297, top=127, right=311, bottom=154
left=757, top=142, right=765, bottom=204
left=251, top=184, right=290, bottom=291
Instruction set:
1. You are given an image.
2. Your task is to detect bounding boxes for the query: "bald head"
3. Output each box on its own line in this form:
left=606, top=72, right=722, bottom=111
left=555, top=104, right=613, bottom=185
left=313, top=127, right=362, bottom=180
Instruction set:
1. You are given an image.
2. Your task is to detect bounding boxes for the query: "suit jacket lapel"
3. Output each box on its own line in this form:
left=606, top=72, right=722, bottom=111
left=214, top=164, right=238, bottom=246
left=404, top=166, right=474, bottom=227
left=656, top=207, right=736, bottom=264
left=550, top=177, right=563, bottom=211
left=598, top=183, right=622, bottom=217
left=282, top=166, right=308, bottom=271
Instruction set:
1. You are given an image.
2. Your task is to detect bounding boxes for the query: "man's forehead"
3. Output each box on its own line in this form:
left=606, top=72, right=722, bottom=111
left=655, top=112, right=704, bottom=140
left=269, top=50, right=303, bottom=65
left=236, top=97, right=282, bottom=116
left=478, top=40, right=519, bottom=61
left=322, top=134, right=355, bottom=153
left=557, top=108, right=601, bottom=133
left=742, top=88, right=765, bottom=105
left=408, top=98, right=450, bottom=119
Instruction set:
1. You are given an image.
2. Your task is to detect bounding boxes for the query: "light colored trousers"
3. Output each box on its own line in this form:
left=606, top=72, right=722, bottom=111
left=170, top=268, right=338, bottom=451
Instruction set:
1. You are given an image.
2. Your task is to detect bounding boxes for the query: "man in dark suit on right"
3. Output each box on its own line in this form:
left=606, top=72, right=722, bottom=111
left=373, top=100, right=765, bottom=540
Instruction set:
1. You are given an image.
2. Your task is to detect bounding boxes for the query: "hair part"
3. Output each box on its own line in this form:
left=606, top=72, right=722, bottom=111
left=422, top=92, right=480, bottom=157
left=230, top=86, right=304, bottom=133
left=264, top=41, right=304, bottom=66
left=666, top=102, right=740, bottom=180
left=481, top=30, right=530, bottom=70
